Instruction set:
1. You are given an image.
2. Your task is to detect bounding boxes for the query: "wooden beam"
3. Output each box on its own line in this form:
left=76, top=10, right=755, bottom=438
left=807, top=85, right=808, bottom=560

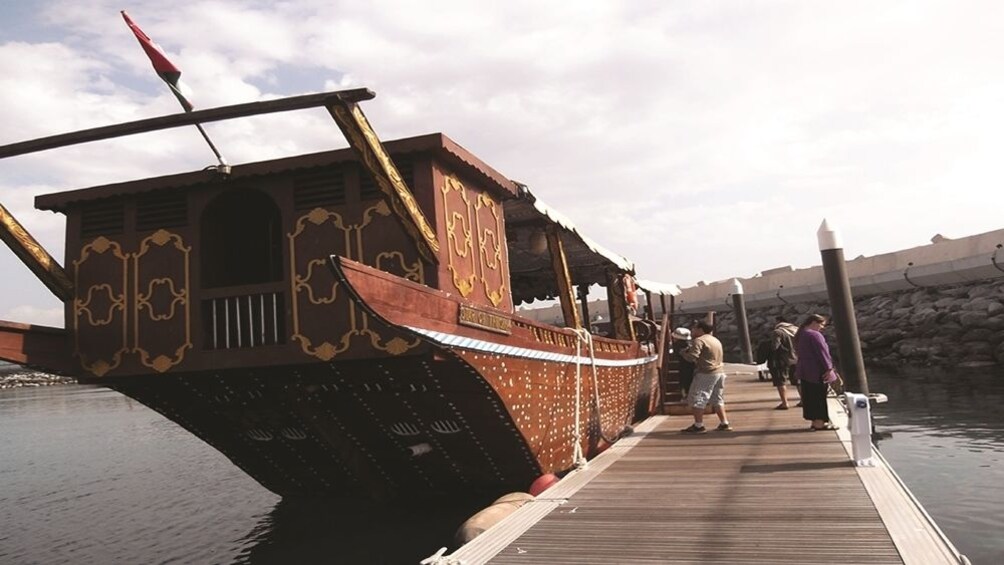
left=0, top=320, right=72, bottom=374
left=605, top=270, right=635, bottom=341
left=546, top=227, right=581, bottom=329
left=325, top=100, right=440, bottom=265
left=0, top=203, right=72, bottom=302
left=577, top=284, right=591, bottom=329
left=0, top=89, right=375, bottom=159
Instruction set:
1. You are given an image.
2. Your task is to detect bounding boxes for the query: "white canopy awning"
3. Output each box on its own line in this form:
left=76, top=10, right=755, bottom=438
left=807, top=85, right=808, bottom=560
left=635, top=278, right=682, bottom=297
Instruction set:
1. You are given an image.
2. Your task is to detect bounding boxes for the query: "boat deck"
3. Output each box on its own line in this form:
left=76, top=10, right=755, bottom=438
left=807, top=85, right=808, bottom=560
left=447, top=366, right=965, bottom=564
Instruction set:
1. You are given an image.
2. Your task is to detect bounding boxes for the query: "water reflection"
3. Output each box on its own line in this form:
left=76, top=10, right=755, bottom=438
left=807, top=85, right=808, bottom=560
left=3, top=368, right=1003, bottom=563
left=868, top=365, right=1004, bottom=563
left=870, top=365, right=1004, bottom=446
left=234, top=496, right=489, bottom=564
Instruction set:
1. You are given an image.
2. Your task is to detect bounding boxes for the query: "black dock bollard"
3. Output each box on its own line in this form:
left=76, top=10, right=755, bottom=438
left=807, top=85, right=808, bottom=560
left=731, top=279, right=754, bottom=365
left=817, top=220, right=869, bottom=395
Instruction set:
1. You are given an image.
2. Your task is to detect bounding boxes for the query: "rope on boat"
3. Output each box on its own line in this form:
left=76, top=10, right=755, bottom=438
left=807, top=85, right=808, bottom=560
left=571, top=328, right=624, bottom=467
left=419, top=547, right=464, bottom=565
left=571, top=328, right=590, bottom=469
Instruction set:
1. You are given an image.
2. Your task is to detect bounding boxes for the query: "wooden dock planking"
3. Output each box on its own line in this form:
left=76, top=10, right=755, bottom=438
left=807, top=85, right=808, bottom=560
left=449, top=366, right=962, bottom=564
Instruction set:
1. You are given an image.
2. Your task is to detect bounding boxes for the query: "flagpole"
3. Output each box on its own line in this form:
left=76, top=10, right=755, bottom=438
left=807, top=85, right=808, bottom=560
left=193, top=123, right=227, bottom=167
left=164, top=82, right=228, bottom=168
left=122, top=11, right=229, bottom=172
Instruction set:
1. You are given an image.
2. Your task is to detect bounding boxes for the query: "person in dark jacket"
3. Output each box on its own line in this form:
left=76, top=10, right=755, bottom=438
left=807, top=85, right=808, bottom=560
left=769, top=317, right=800, bottom=410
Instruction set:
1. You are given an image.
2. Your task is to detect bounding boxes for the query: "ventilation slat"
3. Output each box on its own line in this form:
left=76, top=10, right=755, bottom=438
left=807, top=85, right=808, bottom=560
left=359, top=158, right=414, bottom=201
left=81, top=200, right=124, bottom=238
left=294, top=167, right=345, bottom=209
left=137, top=191, right=188, bottom=231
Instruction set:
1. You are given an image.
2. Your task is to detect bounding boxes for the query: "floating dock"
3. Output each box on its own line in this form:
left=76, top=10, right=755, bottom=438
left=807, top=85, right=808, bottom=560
left=445, top=366, right=968, bottom=564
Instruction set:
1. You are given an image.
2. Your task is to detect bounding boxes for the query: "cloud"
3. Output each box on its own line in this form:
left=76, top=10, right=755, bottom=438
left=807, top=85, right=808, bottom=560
left=3, top=305, right=64, bottom=328
left=0, top=0, right=1001, bottom=320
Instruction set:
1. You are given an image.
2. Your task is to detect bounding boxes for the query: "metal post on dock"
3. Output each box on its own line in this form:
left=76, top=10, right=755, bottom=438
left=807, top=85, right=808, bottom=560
left=818, top=219, right=869, bottom=395
left=730, top=278, right=754, bottom=364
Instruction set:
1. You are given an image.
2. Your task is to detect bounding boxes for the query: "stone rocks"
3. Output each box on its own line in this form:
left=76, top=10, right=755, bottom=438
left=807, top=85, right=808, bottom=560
left=716, top=278, right=1004, bottom=369
left=0, top=371, right=76, bottom=389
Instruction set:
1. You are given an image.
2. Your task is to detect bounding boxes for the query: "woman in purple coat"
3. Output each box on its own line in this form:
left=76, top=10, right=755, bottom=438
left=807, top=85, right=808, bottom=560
left=794, top=314, right=838, bottom=431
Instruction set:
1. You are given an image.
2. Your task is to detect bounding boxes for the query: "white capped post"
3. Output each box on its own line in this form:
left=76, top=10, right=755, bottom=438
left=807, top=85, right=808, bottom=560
left=817, top=219, right=869, bottom=395
left=730, top=278, right=754, bottom=364
left=817, top=218, right=843, bottom=251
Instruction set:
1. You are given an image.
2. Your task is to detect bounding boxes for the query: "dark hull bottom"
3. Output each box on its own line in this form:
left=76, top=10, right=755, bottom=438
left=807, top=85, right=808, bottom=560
left=110, top=353, right=543, bottom=500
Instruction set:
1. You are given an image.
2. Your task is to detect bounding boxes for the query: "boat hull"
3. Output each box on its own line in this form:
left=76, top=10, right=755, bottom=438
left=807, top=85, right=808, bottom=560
left=103, top=257, right=659, bottom=500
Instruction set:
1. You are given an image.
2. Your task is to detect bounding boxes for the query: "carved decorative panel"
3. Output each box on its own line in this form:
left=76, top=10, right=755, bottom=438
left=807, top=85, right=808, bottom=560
left=288, top=203, right=422, bottom=361
left=438, top=175, right=511, bottom=311
left=73, top=237, right=129, bottom=376
left=440, top=175, right=476, bottom=298
left=474, top=192, right=508, bottom=309
left=133, top=229, right=192, bottom=373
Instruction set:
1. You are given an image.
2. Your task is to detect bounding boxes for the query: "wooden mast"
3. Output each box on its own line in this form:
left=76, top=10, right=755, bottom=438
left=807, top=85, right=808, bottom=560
left=546, top=226, right=581, bottom=329
left=605, top=269, right=636, bottom=341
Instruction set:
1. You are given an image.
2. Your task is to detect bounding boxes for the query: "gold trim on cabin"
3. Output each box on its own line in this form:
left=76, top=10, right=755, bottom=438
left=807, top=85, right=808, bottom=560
left=288, top=205, right=422, bottom=361
left=327, top=102, right=439, bottom=264
left=133, top=229, right=192, bottom=373
left=475, top=192, right=506, bottom=307
left=441, top=175, right=476, bottom=297
left=73, top=237, right=128, bottom=377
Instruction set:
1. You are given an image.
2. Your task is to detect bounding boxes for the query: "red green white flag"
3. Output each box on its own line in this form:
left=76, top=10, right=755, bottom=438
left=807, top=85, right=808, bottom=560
left=121, top=10, right=195, bottom=112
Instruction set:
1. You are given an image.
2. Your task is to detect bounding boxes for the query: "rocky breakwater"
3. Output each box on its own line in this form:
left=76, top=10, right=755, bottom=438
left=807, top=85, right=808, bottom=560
left=711, top=277, right=1004, bottom=369
left=0, top=362, right=75, bottom=389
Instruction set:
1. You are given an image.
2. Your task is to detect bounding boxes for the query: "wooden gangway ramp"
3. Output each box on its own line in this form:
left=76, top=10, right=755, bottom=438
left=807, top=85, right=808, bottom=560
left=446, top=366, right=967, bottom=565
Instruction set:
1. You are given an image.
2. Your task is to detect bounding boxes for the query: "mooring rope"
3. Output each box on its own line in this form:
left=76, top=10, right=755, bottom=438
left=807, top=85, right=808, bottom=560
left=571, top=328, right=626, bottom=468
left=571, top=328, right=590, bottom=469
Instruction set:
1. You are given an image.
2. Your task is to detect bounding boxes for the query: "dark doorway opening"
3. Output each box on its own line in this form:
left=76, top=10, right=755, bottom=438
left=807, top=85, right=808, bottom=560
left=200, top=188, right=283, bottom=288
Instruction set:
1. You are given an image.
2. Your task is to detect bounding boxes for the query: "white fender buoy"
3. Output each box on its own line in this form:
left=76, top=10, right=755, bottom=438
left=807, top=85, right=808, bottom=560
left=453, top=492, right=534, bottom=546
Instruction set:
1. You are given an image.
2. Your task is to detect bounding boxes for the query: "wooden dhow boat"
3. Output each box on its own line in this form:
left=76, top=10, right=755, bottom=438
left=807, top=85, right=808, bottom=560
left=0, top=89, right=679, bottom=500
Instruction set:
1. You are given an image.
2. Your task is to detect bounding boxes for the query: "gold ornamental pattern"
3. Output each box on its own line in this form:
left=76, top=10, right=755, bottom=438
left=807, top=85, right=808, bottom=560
left=73, top=237, right=129, bottom=377
left=441, top=175, right=509, bottom=308
left=326, top=102, right=439, bottom=264
left=0, top=202, right=73, bottom=300
left=474, top=192, right=507, bottom=307
left=441, top=175, right=476, bottom=297
left=288, top=202, right=422, bottom=361
left=133, top=229, right=192, bottom=373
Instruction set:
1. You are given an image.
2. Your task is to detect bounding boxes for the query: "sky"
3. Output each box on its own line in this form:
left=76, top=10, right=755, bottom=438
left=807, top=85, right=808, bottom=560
left=1, top=0, right=1002, bottom=327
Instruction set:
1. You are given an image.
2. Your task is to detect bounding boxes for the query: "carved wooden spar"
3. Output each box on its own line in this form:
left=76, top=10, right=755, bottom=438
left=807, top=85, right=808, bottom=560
left=0, top=203, right=73, bottom=301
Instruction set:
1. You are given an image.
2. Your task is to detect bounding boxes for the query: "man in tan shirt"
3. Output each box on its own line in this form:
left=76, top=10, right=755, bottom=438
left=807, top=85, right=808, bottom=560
left=680, top=320, right=732, bottom=433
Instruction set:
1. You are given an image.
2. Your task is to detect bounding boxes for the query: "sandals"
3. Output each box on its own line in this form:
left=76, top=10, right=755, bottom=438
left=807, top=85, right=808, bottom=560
left=809, top=422, right=839, bottom=431
left=773, top=404, right=790, bottom=410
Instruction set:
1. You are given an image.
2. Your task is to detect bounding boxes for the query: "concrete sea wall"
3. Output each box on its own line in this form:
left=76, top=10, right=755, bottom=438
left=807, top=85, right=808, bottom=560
left=709, top=277, right=1004, bottom=369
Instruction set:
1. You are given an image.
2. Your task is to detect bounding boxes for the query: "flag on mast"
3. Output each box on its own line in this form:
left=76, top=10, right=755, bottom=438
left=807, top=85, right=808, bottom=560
left=121, top=10, right=194, bottom=112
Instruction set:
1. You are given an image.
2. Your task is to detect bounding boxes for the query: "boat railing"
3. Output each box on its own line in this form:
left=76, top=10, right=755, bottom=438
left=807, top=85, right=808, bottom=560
left=201, top=286, right=285, bottom=350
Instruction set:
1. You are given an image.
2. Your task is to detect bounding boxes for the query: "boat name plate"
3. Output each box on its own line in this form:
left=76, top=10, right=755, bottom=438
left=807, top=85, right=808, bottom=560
left=458, top=305, right=512, bottom=335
